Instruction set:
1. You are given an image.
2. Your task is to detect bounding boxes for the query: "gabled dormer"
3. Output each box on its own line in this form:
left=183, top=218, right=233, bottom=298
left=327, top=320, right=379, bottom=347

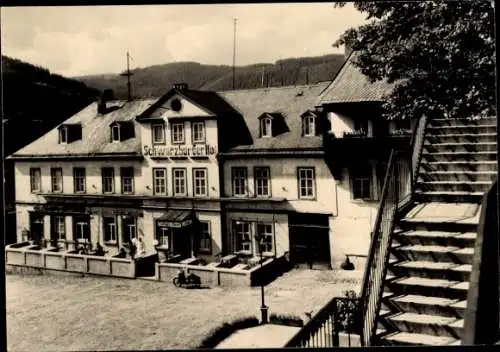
left=109, top=121, right=135, bottom=142
left=301, top=110, right=319, bottom=137
left=258, top=112, right=289, bottom=138
left=58, top=123, right=82, bottom=144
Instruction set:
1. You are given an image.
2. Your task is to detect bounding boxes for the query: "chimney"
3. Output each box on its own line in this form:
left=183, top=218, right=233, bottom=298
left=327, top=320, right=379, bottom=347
left=173, top=83, right=188, bottom=91
left=98, top=89, right=115, bottom=114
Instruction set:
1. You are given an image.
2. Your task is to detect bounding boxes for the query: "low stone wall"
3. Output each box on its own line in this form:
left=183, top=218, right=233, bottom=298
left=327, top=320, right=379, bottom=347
left=157, top=256, right=285, bottom=287
left=5, top=244, right=136, bottom=278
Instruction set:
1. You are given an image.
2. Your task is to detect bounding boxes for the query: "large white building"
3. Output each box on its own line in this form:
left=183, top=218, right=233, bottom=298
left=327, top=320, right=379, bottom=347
left=8, top=54, right=412, bottom=269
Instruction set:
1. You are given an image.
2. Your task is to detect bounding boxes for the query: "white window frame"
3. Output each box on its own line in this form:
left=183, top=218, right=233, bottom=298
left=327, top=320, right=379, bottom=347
left=302, top=115, right=316, bottom=136
left=260, top=117, right=272, bottom=137
left=157, top=226, right=170, bottom=247
left=256, top=223, right=274, bottom=254
left=199, top=221, right=211, bottom=253
left=193, top=168, right=208, bottom=197
left=172, top=168, right=187, bottom=196
left=74, top=218, right=89, bottom=243
left=59, top=126, right=68, bottom=144
left=234, top=221, right=252, bottom=253
left=102, top=167, right=115, bottom=194
left=255, top=167, right=271, bottom=197
left=152, top=124, right=165, bottom=144
left=298, top=167, right=316, bottom=199
left=103, top=217, right=117, bottom=243
left=171, top=122, right=185, bottom=144
left=54, top=216, right=66, bottom=240
left=121, top=167, right=134, bottom=194
left=192, top=121, right=206, bottom=144
left=232, top=167, right=248, bottom=196
left=73, top=167, right=86, bottom=193
left=122, top=217, right=136, bottom=243
left=111, top=124, right=121, bottom=142
left=51, top=168, right=63, bottom=193
left=153, top=168, right=167, bottom=195
left=352, top=164, right=373, bottom=200
left=30, top=168, right=41, bottom=193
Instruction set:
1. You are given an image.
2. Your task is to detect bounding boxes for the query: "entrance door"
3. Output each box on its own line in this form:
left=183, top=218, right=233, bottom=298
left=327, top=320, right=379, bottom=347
left=288, top=213, right=331, bottom=269
left=29, top=213, right=44, bottom=244
left=172, top=228, right=192, bottom=258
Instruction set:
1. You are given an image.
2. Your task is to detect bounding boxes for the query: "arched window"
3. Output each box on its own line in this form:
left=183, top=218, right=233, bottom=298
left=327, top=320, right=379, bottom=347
left=111, top=124, right=121, bottom=142
left=302, top=115, right=316, bottom=136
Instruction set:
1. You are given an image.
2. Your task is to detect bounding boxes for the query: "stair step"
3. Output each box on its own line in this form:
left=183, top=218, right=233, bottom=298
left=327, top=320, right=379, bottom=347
left=424, top=142, right=497, bottom=153
left=416, top=180, right=492, bottom=193
left=414, top=191, right=485, bottom=203
left=429, top=117, right=496, bottom=127
left=425, top=133, right=498, bottom=144
left=381, top=331, right=460, bottom=346
left=394, top=244, right=473, bottom=264
left=420, top=160, right=498, bottom=173
left=390, top=260, right=471, bottom=281
left=394, top=230, right=476, bottom=247
left=421, top=151, right=497, bottom=162
left=419, top=171, right=497, bottom=182
left=385, top=312, right=463, bottom=338
left=426, top=125, right=497, bottom=135
left=387, top=277, right=469, bottom=300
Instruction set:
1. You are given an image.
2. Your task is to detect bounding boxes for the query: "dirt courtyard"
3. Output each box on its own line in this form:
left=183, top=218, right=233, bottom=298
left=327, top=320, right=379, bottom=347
left=6, top=268, right=362, bottom=351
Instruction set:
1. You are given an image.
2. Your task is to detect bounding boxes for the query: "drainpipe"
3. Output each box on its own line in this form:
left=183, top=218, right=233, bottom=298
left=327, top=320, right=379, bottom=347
left=272, top=204, right=277, bottom=258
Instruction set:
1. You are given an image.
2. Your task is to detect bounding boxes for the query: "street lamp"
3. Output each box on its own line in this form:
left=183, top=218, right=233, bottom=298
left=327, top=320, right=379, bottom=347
left=254, top=232, right=268, bottom=324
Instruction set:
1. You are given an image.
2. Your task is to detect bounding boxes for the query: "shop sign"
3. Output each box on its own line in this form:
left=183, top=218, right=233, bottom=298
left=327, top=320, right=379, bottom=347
left=143, top=144, right=217, bottom=158
left=157, top=219, right=193, bottom=228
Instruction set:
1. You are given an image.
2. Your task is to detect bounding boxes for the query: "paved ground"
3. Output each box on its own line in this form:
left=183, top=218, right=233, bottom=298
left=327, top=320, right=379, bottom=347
left=216, top=324, right=300, bottom=348
left=6, top=268, right=362, bottom=351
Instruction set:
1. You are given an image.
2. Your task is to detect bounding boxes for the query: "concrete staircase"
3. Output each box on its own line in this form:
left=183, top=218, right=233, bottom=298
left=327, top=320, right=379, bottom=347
left=374, top=117, right=497, bottom=346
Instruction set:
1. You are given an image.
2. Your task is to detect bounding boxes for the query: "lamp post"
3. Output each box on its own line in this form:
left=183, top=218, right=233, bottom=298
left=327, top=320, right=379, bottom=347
left=254, top=232, right=268, bottom=324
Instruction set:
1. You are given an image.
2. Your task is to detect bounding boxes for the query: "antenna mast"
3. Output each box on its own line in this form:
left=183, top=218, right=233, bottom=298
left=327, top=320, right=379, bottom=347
left=120, top=51, right=134, bottom=101
left=232, top=18, right=237, bottom=90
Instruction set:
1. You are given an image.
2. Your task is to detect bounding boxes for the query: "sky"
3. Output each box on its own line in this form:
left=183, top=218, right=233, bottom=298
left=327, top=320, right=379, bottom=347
left=1, top=3, right=367, bottom=78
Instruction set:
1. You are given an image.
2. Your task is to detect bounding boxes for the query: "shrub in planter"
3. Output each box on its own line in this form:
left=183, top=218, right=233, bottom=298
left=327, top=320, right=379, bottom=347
left=197, top=316, right=259, bottom=349
left=270, top=313, right=304, bottom=327
left=335, top=290, right=361, bottom=334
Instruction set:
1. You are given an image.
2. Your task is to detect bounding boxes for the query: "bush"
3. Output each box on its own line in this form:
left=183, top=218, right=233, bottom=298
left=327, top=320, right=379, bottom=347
left=335, top=290, right=361, bottom=334
left=270, top=313, right=304, bottom=327
left=197, top=316, right=260, bottom=349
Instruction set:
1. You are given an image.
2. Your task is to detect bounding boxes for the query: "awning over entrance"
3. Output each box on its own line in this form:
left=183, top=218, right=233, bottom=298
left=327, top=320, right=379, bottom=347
left=157, top=210, right=193, bottom=228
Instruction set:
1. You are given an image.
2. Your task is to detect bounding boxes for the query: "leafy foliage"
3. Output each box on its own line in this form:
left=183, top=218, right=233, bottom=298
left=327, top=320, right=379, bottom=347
left=334, top=1, right=496, bottom=120
left=335, top=290, right=361, bottom=333
left=197, top=316, right=260, bottom=348
left=76, top=54, right=346, bottom=99
left=269, top=313, right=304, bottom=327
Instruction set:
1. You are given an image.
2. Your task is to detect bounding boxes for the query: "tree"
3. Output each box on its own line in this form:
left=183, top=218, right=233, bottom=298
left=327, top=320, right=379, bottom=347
left=334, top=1, right=496, bottom=120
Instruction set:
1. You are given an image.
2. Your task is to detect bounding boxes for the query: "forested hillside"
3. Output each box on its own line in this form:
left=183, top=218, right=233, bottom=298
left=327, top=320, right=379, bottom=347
left=77, top=54, right=345, bottom=99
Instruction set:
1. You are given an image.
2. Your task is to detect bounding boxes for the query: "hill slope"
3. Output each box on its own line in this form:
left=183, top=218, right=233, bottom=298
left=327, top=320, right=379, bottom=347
left=76, top=54, right=345, bottom=99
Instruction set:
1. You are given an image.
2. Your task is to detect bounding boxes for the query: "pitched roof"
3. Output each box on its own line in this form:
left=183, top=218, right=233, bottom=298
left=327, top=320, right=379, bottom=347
left=137, top=87, right=238, bottom=121
left=318, top=52, right=394, bottom=105
left=218, top=82, right=330, bottom=152
left=10, top=99, right=156, bottom=158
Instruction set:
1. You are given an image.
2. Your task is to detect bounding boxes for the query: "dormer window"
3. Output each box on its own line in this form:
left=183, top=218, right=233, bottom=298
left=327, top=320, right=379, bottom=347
left=59, top=126, right=68, bottom=144
left=301, top=111, right=317, bottom=137
left=58, top=123, right=82, bottom=144
left=111, top=124, right=120, bottom=142
left=260, top=117, right=272, bottom=138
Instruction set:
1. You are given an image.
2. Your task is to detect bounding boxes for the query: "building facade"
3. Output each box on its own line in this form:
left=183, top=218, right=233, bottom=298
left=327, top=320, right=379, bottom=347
left=9, top=55, right=411, bottom=269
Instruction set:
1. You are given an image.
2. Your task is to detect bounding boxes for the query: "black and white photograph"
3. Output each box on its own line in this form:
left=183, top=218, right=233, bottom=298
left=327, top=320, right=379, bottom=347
left=2, top=1, right=498, bottom=350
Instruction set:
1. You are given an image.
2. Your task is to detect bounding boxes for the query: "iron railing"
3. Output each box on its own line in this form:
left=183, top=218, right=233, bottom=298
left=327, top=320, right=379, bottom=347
left=359, top=149, right=402, bottom=346
left=410, top=115, right=428, bottom=187
left=284, top=296, right=361, bottom=347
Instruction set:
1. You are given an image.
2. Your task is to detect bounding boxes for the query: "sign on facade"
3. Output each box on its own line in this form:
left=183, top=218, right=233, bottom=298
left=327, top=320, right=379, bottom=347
left=157, top=219, right=193, bottom=228
left=143, top=145, right=217, bottom=157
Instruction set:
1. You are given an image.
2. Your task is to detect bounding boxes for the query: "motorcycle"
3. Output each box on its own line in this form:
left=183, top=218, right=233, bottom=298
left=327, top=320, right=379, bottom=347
left=173, top=269, right=201, bottom=288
